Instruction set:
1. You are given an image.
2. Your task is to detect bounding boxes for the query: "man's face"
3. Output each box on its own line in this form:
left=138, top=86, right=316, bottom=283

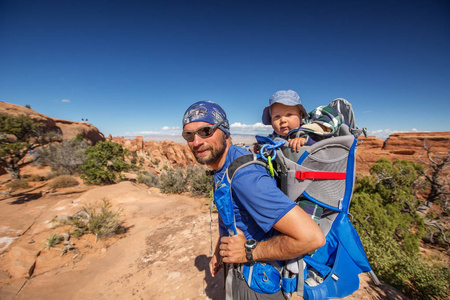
left=183, top=121, right=228, bottom=170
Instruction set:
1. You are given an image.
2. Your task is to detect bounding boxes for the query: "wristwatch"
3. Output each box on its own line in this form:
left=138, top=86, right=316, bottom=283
left=245, top=239, right=258, bottom=264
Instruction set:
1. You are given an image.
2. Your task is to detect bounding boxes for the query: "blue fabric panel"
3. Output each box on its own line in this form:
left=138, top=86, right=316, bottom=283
left=304, top=241, right=362, bottom=299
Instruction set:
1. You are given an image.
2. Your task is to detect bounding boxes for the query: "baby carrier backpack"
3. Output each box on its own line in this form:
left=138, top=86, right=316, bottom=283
left=212, top=100, right=378, bottom=299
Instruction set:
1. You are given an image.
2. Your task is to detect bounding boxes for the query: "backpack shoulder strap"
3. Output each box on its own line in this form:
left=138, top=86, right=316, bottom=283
left=227, top=153, right=270, bottom=182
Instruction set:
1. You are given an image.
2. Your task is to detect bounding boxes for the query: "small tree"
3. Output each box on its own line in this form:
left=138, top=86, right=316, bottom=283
left=0, top=114, right=60, bottom=179
left=418, top=140, right=449, bottom=209
left=418, top=140, right=450, bottom=246
left=79, top=141, right=131, bottom=185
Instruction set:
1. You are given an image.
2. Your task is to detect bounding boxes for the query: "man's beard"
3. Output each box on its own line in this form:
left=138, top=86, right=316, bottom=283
left=193, top=133, right=227, bottom=166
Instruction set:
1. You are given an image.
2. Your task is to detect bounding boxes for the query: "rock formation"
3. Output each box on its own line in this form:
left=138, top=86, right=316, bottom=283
left=357, top=132, right=450, bottom=175
left=0, top=102, right=105, bottom=145
left=109, top=136, right=199, bottom=174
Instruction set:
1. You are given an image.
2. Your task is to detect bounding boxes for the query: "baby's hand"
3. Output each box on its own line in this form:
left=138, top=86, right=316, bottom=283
left=252, top=144, right=261, bottom=154
left=288, top=137, right=306, bottom=152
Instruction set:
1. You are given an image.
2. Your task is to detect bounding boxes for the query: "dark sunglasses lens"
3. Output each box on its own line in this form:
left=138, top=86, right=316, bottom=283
left=182, top=131, right=195, bottom=141
left=197, top=126, right=214, bottom=137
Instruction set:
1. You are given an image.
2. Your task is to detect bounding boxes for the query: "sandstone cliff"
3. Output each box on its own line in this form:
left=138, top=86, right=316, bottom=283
left=357, top=132, right=450, bottom=175
left=0, top=102, right=105, bottom=145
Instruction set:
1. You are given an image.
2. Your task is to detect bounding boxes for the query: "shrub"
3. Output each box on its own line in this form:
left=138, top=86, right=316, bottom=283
left=186, top=166, right=214, bottom=197
left=6, top=179, right=30, bottom=191
left=158, top=168, right=186, bottom=194
left=137, top=172, right=159, bottom=187
left=48, top=175, right=79, bottom=189
left=45, top=233, right=62, bottom=249
left=61, top=199, right=125, bottom=239
left=79, top=141, right=131, bottom=185
left=25, top=174, right=43, bottom=182
left=34, top=138, right=88, bottom=174
left=351, top=158, right=449, bottom=299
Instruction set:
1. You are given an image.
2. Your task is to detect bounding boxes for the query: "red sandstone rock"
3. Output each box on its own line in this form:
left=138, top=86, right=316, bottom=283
left=356, top=132, right=450, bottom=175
left=0, top=102, right=105, bottom=145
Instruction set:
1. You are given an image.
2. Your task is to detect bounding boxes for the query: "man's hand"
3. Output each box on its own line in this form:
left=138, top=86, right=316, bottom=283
left=209, top=251, right=223, bottom=277
left=219, top=228, right=247, bottom=264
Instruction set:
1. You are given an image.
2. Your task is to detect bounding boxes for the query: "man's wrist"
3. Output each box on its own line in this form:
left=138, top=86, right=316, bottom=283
left=245, top=239, right=258, bottom=264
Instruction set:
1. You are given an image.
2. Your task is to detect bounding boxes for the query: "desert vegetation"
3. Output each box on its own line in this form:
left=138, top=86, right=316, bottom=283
left=0, top=113, right=61, bottom=179
left=53, top=199, right=125, bottom=241
left=352, top=158, right=449, bottom=299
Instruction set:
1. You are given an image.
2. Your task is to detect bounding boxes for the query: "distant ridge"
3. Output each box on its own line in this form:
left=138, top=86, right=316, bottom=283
left=123, top=134, right=258, bottom=145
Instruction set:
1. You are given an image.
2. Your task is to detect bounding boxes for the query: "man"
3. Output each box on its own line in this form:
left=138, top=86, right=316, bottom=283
left=182, top=101, right=325, bottom=299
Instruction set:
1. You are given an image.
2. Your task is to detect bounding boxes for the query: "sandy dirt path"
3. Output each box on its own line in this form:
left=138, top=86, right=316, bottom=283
left=0, top=181, right=407, bottom=300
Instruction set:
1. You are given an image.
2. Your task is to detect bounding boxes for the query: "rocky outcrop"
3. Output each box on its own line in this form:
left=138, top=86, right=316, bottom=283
left=109, top=136, right=199, bottom=174
left=356, top=132, right=450, bottom=175
left=384, top=132, right=449, bottom=154
left=0, top=102, right=105, bottom=145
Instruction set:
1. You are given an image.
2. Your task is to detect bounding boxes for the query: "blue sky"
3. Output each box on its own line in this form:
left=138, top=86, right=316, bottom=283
left=1, top=0, right=449, bottom=140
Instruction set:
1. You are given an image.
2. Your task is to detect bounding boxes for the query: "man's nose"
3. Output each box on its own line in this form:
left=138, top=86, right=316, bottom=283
left=191, top=134, right=204, bottom=147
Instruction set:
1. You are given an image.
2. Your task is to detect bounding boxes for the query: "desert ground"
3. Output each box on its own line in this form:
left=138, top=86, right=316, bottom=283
left=0, top=165, right=409, bottom=300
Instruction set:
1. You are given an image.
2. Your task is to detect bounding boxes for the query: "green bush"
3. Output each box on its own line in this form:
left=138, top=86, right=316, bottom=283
left=158, top=167, right=186, bottom=194
left=352, top=158, right=449, bottom=299
left=48, top=175, right=79, bottom=189
left=186, top=166, right=214, bottom=197
left=45, top=233, right=62, bottom=249
left=62, top=199, right=125, bottom=239
left=137, top=172, right=159, bottom=188
left=34, top=138, right=88, bottom=174
left=79, top=141, right=131, bottom=185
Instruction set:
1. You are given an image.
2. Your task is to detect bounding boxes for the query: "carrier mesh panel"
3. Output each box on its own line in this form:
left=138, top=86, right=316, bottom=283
left=301, top=144, right=349, bottom=208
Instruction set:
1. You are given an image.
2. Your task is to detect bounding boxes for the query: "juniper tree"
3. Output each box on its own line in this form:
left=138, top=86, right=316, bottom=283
left=0, top=114, right=60, bottom=179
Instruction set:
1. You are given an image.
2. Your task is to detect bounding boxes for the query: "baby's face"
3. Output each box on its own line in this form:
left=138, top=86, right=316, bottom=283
left=270, top=103, right=302, bottom=137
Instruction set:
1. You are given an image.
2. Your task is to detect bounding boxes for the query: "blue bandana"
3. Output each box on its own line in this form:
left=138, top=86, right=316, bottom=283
left=182, top=101, right=230, bottom=135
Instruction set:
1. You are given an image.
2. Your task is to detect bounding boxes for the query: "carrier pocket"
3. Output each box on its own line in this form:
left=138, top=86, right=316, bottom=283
left=213, top=181, right=237, bottom=236
left=242, top=262, right=282, bottom=294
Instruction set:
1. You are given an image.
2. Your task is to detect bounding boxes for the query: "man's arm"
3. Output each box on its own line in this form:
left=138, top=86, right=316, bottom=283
left=220, top=205, right=325, bottom=263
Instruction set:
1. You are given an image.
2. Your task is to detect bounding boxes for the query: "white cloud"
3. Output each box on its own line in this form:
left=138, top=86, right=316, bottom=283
left=61, top=99, right=70, bottom=103
left=230, top=122, right=272, bottom=135
left=367, top=128, right=428, bottom=140
left=138, top=126, right=181, bottom=136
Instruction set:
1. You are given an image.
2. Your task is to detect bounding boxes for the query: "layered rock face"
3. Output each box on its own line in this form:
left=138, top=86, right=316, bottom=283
left=0, top=102, right=105, bottom=145
left=357, top=132, right=450, bottom=175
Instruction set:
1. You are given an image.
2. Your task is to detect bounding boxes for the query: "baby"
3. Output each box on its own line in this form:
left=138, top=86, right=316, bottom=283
left=261, top=90, right=341, bottom=152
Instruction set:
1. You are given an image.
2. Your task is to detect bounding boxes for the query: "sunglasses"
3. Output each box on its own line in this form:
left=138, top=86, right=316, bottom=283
left=182, top=122, right=222, bottom=142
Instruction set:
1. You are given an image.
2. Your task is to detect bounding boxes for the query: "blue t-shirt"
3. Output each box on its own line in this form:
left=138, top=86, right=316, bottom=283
left=214, top=144, right=296, bottom=241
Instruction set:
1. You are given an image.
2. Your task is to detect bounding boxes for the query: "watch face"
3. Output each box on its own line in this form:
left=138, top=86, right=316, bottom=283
left=246, top=239, right=257, bottom=248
